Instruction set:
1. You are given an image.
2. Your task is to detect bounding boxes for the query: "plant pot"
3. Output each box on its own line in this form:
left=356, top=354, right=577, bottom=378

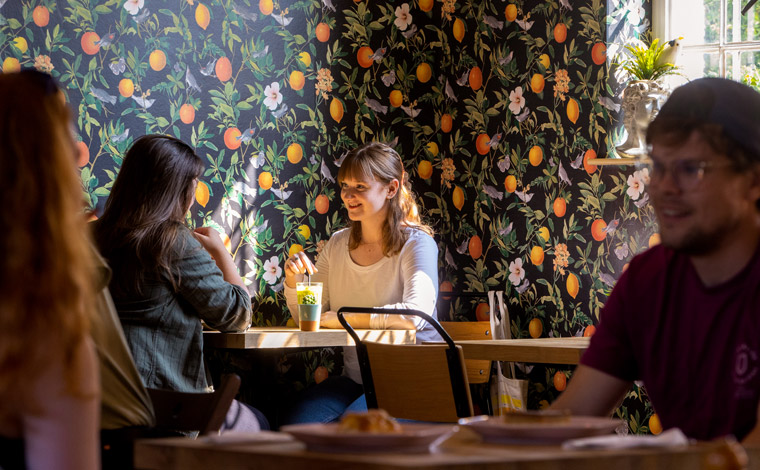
left=616, top=80, right=671, bottom=157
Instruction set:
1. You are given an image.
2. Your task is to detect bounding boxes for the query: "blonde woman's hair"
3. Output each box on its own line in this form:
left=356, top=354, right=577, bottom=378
left=0, top=71, right=94, bottom=408
left=337, top=142, right=433, bottom=256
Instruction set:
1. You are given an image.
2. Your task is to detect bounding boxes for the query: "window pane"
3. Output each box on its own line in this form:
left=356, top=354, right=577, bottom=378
left=678, top=51, right=721, bottom=80
left=726, top=0, right=760, bottom=42
left=725, top=50, right=760, bottom=83
left=671, top=0, right=720, bottom=45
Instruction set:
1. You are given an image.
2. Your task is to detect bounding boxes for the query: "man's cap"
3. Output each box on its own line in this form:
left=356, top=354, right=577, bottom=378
left=652, top=77, right=760, bottom=160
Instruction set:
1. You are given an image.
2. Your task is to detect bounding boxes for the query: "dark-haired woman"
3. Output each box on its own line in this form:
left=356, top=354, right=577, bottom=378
left=94, top=134, right=268, bottom=430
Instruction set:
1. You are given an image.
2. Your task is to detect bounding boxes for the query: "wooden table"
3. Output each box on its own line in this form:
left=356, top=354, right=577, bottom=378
left=447, top=337, right=590, bottom=365
left=134, top=428, right=758, bottom=470
left=204, top=327, right=416, bottom=349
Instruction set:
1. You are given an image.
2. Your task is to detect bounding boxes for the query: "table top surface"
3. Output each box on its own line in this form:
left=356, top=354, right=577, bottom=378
left=134, top=427, right=757, bottom=470
left=203, top=327, right=416, bottom=349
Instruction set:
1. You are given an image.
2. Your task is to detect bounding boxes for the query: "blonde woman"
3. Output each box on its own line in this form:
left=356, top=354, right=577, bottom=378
left=282, top=142, right=439, bottom=424
left=0, top=71, right=99, bottom=469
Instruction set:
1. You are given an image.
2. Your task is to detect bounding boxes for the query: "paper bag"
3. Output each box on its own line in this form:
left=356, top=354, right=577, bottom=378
left=488, top=291, right=528, bottom=414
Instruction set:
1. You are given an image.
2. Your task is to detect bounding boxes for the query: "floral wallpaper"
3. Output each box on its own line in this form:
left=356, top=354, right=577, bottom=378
left=1, top=0, right=661, bottom=432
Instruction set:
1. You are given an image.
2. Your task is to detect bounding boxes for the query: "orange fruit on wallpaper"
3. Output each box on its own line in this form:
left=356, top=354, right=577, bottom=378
left=287, top=143, right=303, bottom=164
left=530, top=73, right=545, bottom=93
left=33, top=5, right=50, bottom=27
left=316, top=22, right=330, bottom=42
left=584, top=325, right=596, bottom=337
left=389, top=89, right=403, bottom=108
left=416, top=63, right=432, bottom=83
left=475, top=302, right=490, bottom=322
left=418, top=160, right=433, bottom=179
left=76, top=141, right=89, bottom=167
left=81, top=32, right=101, bottom=55
left=553, top=197, right=567, bottom=217
left=298, top=51, right=311, bottom=67
left=469, top=66, right=482, bottom=91
left=583, top=149, right=598, bottom=174
left=224, top=127, right=242, bottom=150
left=528, top=318, right=543, bottom=338
left=222, top=233, right=232, bottom=253
left=329, top=97, right=344, bottom=123
left=566, top=272, right=579, bottom=299
left=258, top=171, right=273, bottom=190
left=2, top=57, right=19, bottom=73
left=298, top=224, right=311, bottom=239
left=554, top=22, right=567, bottom=43
left=149, top=49, right=166, bottom=71
left=195, top=3, right=210, bottom=30
left=259, top=0, right=273, bottom=15
left=419, top=0, right=434, bottom=12
left=179, top=104, right=195, bottom=124
left=289, top=70, right=305, bottom=90
left=530, top=245, right=544, bottom=265
left=452, top=18, right=465, bottom=43
left=452, top=186, right=464, bottom=210
left=468, top=235, right=482, bottom=260
left=440, top=113, right=452, bottom=133
left=538, top=53, right=550, bottom=70
left=504, top=174, right=517, bottom=193
left=440, top=280, right=454, bottom=294
left=591, top=218, right=607, bottom=241
left=567, top=98, right=579, bottom=124
left=314, top=366, right=329, bottom=384
left=528, top=145, right=543, bottom=166
left=504, top=4, right=517, bottom=22
left=118, top=78, right=134, bottom=98
left=315, top=194, right=329, bottom=214
left=591, top=42, right=607, bottom=65
left=475, top=133, right=490, bottom=155
left=649, top=414, right=663, bottom=435
left=553, top=371, right=567, bottom=391
left=195, top=181, right=210, bottom=207
left=648, top=233, right=661, bottom=248
left=216, top=57, right=232, bottom=82
left=357, top=46, right=374, bottom=68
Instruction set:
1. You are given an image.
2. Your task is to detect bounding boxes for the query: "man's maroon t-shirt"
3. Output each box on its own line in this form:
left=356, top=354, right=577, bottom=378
left=581, top=244, right=760, bottom=440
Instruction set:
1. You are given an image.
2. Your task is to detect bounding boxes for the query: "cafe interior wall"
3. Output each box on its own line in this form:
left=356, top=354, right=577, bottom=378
left=1, top=0, right=662, bottom=432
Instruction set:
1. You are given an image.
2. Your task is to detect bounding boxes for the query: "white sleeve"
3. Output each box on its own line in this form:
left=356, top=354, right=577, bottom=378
left=284, top=235, right=333, bottom=325
left=371, top=231, right=439, bottom=331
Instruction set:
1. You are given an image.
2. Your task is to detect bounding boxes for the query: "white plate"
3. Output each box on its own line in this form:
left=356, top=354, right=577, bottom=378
left=458, top=415, right=623, bottom=445
left=281, top=422, right=456, bottom=453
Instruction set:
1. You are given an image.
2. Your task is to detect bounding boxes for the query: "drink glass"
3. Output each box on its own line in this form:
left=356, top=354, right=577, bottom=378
left=296, top=282, right=322, bottom=331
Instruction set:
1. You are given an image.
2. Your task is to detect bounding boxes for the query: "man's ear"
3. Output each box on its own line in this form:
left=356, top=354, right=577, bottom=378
left=387, top=179, right=400, bottom=199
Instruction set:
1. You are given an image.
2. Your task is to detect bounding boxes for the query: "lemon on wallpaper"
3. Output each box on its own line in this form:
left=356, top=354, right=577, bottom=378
left=566, top=98, right=579, bottom=124
left=32, top=5, right=49, bottom=27
left=288, top=244, right=303, bottom=256
left=649, top=233, right=661, bottom=248
left=215, top=57, right=232, bottom=82
left=118, top=78, right=134, bottom=98
left=298, top=51, right=311, bottom=67
left=530, top=246, right=544, bottom=265
left=418, top=160, right=433, bottom=179
left=419, top=0, right=434, bottom=12
left=426, top=142, right=439, bottom=156
left=81, top=32, right=101, bottom=55
left=287, top=143, right=303, bottom=163
left=149, top=50, right=166, bottom=71
left=529, top=318, right=543, bottom=338
left=289, top=70, right=305, bottom=90
left=504, top=4, right=517, bottom=22
left=195, top=3, right=210, bottom=30
left=195, top=181, right=210, bottom=207
left=297, top=224, right=311, bottom=239
left=537, top=226, right=549, bottom=243
left=2, top=57, right=19, bottom=73
left=566, top=272, right=579, bottom=299
left=389, top=90, right=402, bottom=108
left=329, top=97, right=344, bottom=123
left=416, top=63, right=432, bottom=83
left=258, top=171, right=273, bottom=190
left=452, top=18, right=465, bottom=43
left=259, top=0, right=273, bottom=15
left=530, top=73, right=545, bottom=93
left=179, top=104, right=195, bottom=124
left=452, top=186, right=464, bottom=210
left=12, top=38, right=28, bottom=54
left=528, top=145, right=543, bottom=166
left=440, top=113, right=452, bottom=133
left=538, top=53, right=550, bottom=70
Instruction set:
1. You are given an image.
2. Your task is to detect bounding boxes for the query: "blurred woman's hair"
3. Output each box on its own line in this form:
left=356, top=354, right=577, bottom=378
left=93, top=134, right=203, bottom=296
left=0, top=70, right=94, bottom=406
left=337, top=141, right=433, bottom=256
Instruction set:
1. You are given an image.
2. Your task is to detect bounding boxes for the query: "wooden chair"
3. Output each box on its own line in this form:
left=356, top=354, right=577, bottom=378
left=337, top=307, right=473, bottom=423
left=439, top=321, right=492, bottom=385
left=146, top=373, right=241, bottom=435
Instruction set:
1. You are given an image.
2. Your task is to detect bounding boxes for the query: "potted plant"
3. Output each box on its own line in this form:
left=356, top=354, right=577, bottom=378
left=618, top=37, right=682, bottom=82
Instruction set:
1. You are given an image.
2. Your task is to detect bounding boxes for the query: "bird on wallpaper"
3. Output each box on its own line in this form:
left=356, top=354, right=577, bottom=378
left=498, top=51, right=514, bottom=66
left=133, top=8, right=150, bottom=24
left=634, top=192, right=650, bottom=208
left=497, top=156, right=510, bottom=172
left=95, top=32, right=116, bottom=49
left=237, top=127, right=256, bottom=143
left=599, top=271, right=617, bottom=288
left=443, top=247, right=457, bottom=268
left=558, top=161, right=572, bottom=185
left=487, top=133, right=502, bottom=148
left=400, top=103, right=421, bottom=118
left=455, top=238, right=469, bottom=255
left=569, top=152, right=584, bottom=170
left=515, top=106, right=530, bottom=122
left=401, top=24, right=418, bottom=39
left=334, top=150, right=348, bottom=167
left=90, top=87, right=116, bottom=106
left=657, top=37, right=683, bottom=67
left=515, top=189, right=533, bottom=203
left=271, top=187, right=293, bottom=200
left=185, top=66, right=201, bottom=93
left=602, top=219, right=620, bottom=235
left=271, top=104, right=289, bottom=119
left=386, top=136, right=399, bottom=148
left=233, top=181, right=258, bottom=199
left=483, top=15, right=504, bottom=30
left=251, top=151, right=265, bottom=169
left=320, top=159, right=335, bottom=183
left=559, top=0, right=573, bottom=11
left=0, top=0, right=7, bottom=8
left=232, top=2, right=258, bottom=22
left=109, top=57, right=126, bottom=75
left=272, top=12, right=292, bottom=26
left=444, top=79, right=457, bottom=102
left=515, top=17, right=533, bottom=31
left=365, top=98, right=388, bottom=115
left=599, top=95, right=621, bottom=112
left=381, top=70, right=396, bottom=86
left=251, top=45, right=269, bottom=59
left=131, top=94, right=155, bottom=108
left=515, top=279, right=530, bottom=294
left=369, top=47, right=387, bottom=63
left=455, top=69, right=469, bottom=86
left=614, top=243, right=630, bottom=261
left=321, top=0, right=336, bottom=12
left=200, top=58, right=217, bottom=77
left=483, top=185, right=504, bottom=201
left=110, top=129, right=129, bottom=143
left=497, top=221, right=513, bottom=237
left=173, top=62, right=182, bottom=73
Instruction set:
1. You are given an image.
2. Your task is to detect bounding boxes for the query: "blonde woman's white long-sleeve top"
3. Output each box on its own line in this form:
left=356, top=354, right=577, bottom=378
left=285, top=227, right=441, bottom=383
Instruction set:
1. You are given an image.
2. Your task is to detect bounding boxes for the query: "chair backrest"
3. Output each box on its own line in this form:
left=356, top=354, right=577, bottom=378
left=439, top=321, right=492, bottom=384
left=146, top=373, right=240, bottom=435
left=337, top=307, right=473, bottom=423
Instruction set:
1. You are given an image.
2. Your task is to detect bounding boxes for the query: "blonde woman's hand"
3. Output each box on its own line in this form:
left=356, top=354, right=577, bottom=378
left=284, top=250, right=317, bottom=288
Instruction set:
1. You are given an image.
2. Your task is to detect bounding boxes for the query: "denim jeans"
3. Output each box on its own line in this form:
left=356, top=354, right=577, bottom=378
left=281, top=376, right=367, bottom=425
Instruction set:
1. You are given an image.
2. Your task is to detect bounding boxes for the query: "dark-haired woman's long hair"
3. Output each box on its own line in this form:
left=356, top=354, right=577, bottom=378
left=93, top=134, right=204, bottom=296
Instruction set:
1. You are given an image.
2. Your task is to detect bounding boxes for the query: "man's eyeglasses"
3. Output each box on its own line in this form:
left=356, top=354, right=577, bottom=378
left=647, top=159, right=735, bottom=190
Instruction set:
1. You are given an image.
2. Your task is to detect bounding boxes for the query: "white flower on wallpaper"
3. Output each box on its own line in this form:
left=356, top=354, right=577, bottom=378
left=263, top=82, right=283, bottom=110
left=394, top=3, right=412, bottom=31
left=123, top=0, right=144, bottom=15
left=508, top=86, right=525, bottom=114
left=508, top=258, right=525, bottom=285
left=263, top=256, right=282, bottom=285
left=626, top=168, right=649, bottom=200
